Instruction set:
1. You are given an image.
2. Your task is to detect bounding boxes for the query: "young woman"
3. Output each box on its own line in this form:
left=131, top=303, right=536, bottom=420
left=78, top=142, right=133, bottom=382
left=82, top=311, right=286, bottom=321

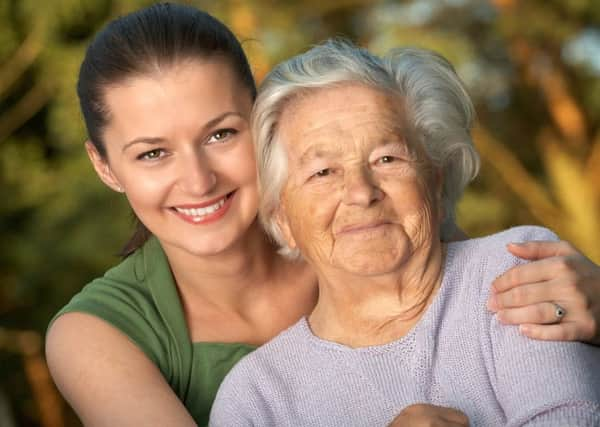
left=45, top=3, right=600, bottom=426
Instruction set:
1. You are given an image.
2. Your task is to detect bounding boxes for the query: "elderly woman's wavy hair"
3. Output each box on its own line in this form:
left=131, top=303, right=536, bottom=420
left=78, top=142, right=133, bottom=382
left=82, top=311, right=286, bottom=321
left=253, top=39, right=480, bottom=258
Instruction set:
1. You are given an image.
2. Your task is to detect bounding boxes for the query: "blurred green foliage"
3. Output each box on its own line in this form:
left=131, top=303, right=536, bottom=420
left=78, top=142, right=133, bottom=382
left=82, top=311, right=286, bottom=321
left=1, top=0, right=599, bottom=425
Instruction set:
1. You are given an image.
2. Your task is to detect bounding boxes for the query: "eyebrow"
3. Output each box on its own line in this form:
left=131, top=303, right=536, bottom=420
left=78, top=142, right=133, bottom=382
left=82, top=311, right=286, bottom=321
left=372, top=140, right=411, bottom=154
left=297, top=136, right=410, bottom=166
left=298, top=145, right=336, bottom=167
left=121, top=111, right=245, bottom=152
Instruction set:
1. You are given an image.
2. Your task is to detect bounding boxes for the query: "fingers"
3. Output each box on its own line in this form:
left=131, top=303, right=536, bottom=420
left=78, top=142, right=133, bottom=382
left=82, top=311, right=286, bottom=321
left=491, top=258, right=557, bottom=293
left=505, top=240, right=576, bottom=261
left=493, top=300, right=596, bottom=343
left=489, top=239, right=600, bottom=345
left=488, top=276, right=592, bottom=339
left=488, top=280, right=566, bottom=311
left=493, top=240, right=581, bottom=293
left=519, top=322, right=581, bottom=341
left=495, top=302, right=567, bottom=325
left=391, top=404, right=469, bottom=427
left=440, top=408, right=469, bottom=426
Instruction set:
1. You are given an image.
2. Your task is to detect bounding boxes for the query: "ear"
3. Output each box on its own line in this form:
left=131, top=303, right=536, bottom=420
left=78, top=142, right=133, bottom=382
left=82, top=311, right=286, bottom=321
left=85, top=141, right=124, bottom=193
left=274, top=205, right=297, bottom=250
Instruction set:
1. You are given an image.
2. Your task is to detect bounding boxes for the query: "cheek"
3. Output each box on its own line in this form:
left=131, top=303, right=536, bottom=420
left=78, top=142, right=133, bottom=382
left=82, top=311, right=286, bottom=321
left=224, top=139, right=258, bottom=184
left=123, top=173, right=171, bottom=211
left=285, top=189, right=339, bottom=256
left=384, top=166, right=436, bottom=203
left=109, top=159, right=170, bottom=207
left=239, top=141, right=258, bottom=178
left=384, top=175, right=437, bottom=217
left=398, top=181, right=440, bottom=240
left=287, top=185, right=336, bottom=227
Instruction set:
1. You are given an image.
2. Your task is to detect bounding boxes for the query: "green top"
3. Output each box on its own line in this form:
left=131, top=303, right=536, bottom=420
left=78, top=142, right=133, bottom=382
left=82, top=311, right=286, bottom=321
left=52, top=236, right=257, bottom=425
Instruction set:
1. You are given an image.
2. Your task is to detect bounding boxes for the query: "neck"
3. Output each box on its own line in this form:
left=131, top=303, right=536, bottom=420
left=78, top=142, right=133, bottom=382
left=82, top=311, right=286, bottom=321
left=309, top=241, right=445, bottom=348
left=163, top=221, right=278, bottom=310
left=160, top=221, right=318, bottom=345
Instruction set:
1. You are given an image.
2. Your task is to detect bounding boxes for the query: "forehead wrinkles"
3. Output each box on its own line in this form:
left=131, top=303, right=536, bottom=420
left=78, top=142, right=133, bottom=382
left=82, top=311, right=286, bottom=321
left=279, top=87, right=407, bottom=162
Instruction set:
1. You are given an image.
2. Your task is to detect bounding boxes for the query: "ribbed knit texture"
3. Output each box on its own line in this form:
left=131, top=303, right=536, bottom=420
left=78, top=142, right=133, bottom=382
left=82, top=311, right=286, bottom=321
left=210, top=227, right=600, bottom=426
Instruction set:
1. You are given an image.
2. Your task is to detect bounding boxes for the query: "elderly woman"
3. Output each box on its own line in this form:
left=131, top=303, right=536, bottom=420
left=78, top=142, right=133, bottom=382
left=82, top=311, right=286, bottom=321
left=209, top=40, right=600, bottom=426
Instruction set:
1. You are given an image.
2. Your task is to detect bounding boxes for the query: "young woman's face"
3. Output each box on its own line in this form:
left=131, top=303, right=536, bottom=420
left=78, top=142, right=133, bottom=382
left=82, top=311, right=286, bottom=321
left=90, top=59, right=259, bottom=257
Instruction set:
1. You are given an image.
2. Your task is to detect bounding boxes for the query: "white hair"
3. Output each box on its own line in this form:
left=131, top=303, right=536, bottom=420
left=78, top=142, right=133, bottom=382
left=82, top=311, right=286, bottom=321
left=253, top=39, right=480, bottom=258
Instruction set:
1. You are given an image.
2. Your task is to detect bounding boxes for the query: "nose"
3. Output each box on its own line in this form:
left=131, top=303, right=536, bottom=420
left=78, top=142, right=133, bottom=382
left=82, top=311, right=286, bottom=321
left=178, top=150, right=217, bottom=196
left=342, top=165, right=383, bottom=207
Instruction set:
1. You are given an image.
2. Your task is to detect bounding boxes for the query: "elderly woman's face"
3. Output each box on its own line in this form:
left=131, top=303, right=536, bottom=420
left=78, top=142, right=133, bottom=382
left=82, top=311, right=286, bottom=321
left=276, top=84, right=441, bottom=276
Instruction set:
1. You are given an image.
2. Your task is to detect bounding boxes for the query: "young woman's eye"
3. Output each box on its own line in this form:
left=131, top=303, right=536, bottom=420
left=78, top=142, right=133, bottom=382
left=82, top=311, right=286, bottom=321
left=207, top=128, right=237, bottom=144
left=137, top=148, right=165, bottom=161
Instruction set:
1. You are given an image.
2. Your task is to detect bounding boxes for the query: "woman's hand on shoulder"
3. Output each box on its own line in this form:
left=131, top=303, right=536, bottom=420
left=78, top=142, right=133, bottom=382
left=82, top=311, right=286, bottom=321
left=487, top=240, right=599, bottom=345
left=389, top=404, right=469, bottom=427
left=46, top=312, right=198, bottom=426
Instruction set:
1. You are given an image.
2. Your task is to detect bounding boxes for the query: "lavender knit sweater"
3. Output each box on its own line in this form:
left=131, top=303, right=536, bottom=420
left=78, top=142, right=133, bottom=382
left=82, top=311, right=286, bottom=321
left=209, top=227, right=600, bottom=426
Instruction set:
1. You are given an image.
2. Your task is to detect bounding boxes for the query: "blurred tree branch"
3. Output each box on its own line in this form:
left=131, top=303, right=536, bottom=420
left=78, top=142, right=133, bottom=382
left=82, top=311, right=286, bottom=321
left=472, top=125, right=564, bottom=233
left=479, top=0, right=600, bottom=261
left=0, top=24, right=45, bottom=99
left=509, top=39, right=587, bottom=151
left=0, top=328, right=64, bottom=427
left=0, top=80, right=55, bottom=142
left=586, top=132, right=600, bottom=189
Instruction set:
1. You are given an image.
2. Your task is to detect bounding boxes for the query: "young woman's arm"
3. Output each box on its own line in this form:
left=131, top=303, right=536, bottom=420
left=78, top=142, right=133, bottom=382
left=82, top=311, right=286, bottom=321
left=450, top=228, right=599, bottom=345
left=488, top=240, right=599, bottom=345
left=46, top=312, right=197, bottom=427
left=488, top=297, right=600, bottom=426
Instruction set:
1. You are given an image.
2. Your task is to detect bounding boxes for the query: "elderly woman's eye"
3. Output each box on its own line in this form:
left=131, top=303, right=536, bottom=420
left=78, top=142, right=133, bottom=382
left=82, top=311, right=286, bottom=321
left=314, top=169, right=331, bottom=178
left=379, top=156, right=395, bottom=164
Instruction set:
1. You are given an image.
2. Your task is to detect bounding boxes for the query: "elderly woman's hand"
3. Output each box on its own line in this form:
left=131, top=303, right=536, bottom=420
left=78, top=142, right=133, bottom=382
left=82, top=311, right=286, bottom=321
left=487, top=240, right=599, bottom=345
left=389, top=404, right=469, bottom=427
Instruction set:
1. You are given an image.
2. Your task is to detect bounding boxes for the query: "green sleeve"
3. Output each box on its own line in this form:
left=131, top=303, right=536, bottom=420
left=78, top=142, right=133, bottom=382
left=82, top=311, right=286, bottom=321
left=49, top=250, right=171, bottom=377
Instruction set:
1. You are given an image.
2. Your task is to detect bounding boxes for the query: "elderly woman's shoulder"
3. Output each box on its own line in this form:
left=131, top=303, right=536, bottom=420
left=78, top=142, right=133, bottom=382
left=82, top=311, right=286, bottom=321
left=441, top=226, right=557, bottom=309
left=445, top=225, right=558, bottom=282
left=458, top=225, right=558, bottom=253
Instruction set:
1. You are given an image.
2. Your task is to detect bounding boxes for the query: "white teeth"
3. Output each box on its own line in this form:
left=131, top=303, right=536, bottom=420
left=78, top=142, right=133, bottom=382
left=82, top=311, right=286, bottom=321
left=175, top=196, right=227, bottom=220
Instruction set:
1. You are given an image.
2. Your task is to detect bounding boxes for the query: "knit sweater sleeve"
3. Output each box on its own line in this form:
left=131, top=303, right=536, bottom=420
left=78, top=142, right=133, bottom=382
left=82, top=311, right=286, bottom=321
left=482, top=227, right=600, bottom=426
left=208, top=357, right=268, bottom=427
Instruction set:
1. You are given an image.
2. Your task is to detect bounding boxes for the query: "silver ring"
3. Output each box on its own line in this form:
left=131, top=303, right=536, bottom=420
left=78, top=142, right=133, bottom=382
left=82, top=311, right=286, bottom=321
left=553, top=303, right=566, bottom=322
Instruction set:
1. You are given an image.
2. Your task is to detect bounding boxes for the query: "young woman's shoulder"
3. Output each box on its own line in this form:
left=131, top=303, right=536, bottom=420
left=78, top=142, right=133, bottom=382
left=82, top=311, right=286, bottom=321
left=47, top=235, right=191, bottom=382
left=45, top=237, right=198, bottom=426
left=46, top=311, right=196, bottom=426
left=49, top=238, right=171, bottom=362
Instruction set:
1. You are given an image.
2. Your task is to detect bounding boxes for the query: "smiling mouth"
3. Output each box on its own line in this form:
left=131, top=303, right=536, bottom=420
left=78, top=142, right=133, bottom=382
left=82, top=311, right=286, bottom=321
left=171, top=191, right=235, bottom=223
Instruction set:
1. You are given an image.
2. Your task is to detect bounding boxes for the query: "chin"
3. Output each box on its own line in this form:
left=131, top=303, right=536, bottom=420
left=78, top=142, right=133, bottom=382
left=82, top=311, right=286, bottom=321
left=189, top=240, right=236, bottom=256
left=331, top=251, right=405, bottom=276
left=163, top=233, right=235, bottom=257
left=332, top=242, right=410, bottom=276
